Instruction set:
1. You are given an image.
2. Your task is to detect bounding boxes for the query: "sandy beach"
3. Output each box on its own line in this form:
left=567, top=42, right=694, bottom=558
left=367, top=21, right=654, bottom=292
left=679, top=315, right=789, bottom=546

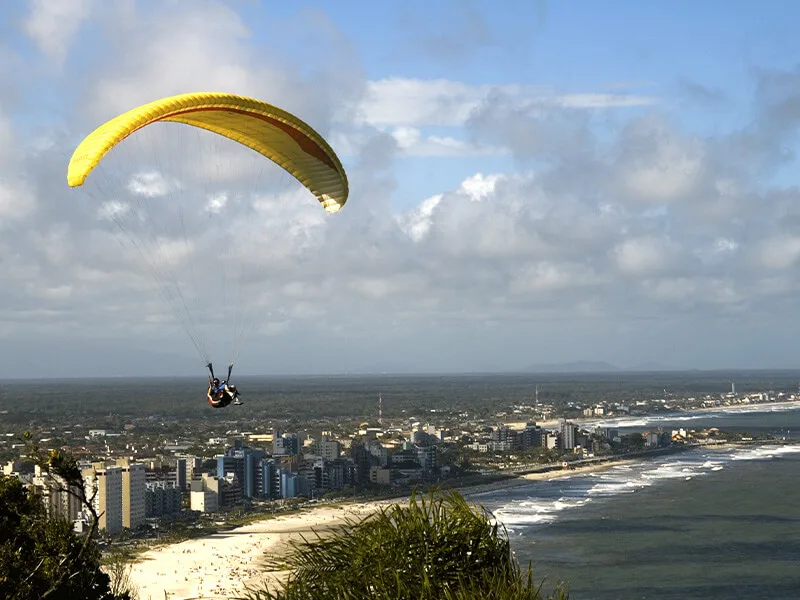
left=127, top=458, right=644, bottom=600
left=128, top=502, right=385, bottom=600
left=520, top=459, right=636, bottom=480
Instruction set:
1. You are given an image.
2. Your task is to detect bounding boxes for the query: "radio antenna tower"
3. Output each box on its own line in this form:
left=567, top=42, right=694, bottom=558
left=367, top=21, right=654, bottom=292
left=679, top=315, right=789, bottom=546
left=378, top=392, right=383, bottom=426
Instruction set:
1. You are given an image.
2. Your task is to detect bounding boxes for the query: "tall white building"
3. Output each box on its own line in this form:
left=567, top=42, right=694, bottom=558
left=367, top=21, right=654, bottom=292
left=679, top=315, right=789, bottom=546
left=82, top=463, right=123, bottom=534
left=558, top=418, right=578, bottom=451
left=116, top=458, right=146, bottom=530
left=318, top=439, right=341, bottom=461
left=190, top=474, right=219, bottom=513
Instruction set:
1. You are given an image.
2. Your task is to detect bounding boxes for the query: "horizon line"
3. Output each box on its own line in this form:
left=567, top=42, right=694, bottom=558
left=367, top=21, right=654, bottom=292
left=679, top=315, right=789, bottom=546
left=4, top=366, right=800, bottom=382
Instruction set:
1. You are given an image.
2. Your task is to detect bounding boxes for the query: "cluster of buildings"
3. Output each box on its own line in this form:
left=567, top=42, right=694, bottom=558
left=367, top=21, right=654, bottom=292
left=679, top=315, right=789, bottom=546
left=1, top=403, right=706, bottom=538
left=467, top=418, right=625, bottom=455
left=3, top=458, right=184, bottom=535
left=191, top=431, right=441, bottom=513
left=3, top=426, right=446, bottom=533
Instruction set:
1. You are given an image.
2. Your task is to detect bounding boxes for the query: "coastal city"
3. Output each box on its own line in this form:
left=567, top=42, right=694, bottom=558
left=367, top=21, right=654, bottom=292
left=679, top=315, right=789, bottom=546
left=4, top=1, right=800, bottom=598
left=2, top=383, right=794, bottom=538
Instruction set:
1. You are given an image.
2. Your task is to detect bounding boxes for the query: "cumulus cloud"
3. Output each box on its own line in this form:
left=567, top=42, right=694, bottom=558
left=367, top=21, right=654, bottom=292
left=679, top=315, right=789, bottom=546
left=0, top=112, right=36, bottom=222
left=615, top=116, right=706, bottom=204
left=614, top=236, right=682, bottom=276
left=388, top=126, right=504, bottom=157
left=343, top=78, right=655, bottom=157
left=3, top=1, right=800, bottom=375
left=759, top=236, right=800, bottom=270
left=23, top=0, right=94, bottom=64
left=357, top=78, right=657, bottom=128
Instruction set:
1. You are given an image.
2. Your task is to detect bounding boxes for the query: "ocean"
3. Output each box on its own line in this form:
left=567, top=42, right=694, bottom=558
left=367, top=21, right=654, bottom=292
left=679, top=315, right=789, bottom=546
left=473, top=407, right=800, bottom=600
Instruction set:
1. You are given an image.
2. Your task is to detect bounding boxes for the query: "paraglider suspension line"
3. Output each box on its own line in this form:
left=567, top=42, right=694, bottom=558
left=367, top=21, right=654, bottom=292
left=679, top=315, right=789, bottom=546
left=207, top=362, right=235, bottom=384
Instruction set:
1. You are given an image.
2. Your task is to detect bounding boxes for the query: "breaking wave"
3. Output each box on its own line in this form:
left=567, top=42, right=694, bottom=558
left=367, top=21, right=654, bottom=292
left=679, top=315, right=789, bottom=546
left=485, top=444, right=800, bottom=534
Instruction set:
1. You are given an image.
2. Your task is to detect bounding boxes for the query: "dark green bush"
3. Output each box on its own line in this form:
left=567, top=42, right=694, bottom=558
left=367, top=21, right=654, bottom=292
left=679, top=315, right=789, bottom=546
left=242, top=489, right=568, bottom=600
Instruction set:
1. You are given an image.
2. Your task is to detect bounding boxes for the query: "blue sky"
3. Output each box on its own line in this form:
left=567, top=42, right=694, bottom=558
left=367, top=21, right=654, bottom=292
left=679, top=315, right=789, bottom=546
left=2, top=0, right=800, bottom=377
left=250, top=0, right=800, bottom=202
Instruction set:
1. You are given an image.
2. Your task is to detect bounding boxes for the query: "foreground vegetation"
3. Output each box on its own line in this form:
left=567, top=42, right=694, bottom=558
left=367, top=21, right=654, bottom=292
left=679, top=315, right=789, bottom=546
left=242, top=490, right=569, bottom=600
left=0, top=472, right=132, bottom=600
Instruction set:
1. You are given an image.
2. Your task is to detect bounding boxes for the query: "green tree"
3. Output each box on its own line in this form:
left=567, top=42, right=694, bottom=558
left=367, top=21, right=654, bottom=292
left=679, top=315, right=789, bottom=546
left=0, top=474, right=123, bottom=600
left=622, top=433, right=646, bottom=450
left=1, top=436, right=137, bottom=600
left=242, top=489, right=568, bottom=600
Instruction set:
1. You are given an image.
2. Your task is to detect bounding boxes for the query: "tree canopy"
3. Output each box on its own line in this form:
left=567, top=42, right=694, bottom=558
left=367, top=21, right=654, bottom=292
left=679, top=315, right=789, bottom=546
left=0, top=474, right=123, bottom=600
left=244, top=489, right=569, bottom=600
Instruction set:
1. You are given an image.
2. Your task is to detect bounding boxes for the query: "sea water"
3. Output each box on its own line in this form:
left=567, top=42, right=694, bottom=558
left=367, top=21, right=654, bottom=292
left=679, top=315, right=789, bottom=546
left=474, top=409, right=800, bottom=600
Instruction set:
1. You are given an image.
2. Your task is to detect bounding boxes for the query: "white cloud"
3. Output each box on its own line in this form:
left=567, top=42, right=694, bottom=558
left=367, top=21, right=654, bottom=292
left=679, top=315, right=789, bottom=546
left=0, top=178, right=35, bottom=222
left=713, top=237, right=739, bottom=254
left=618, top=117, right=706, bottom=203
left=97, top=200, right=129, bottom=221
left=694, top=237, right=740, bottom=266
left=640, top=277, right=744, bottom=309
left=85, top=2, right=255, bottom=119
left=128, top=171, right=172, bottom=197
left=509, top=261, right=600, bottom=295
left=614, top=237, right=681, bottom=275
left=0, top=113, right=35, bottom=222
left=388, top=126, right=503, bottom=157
left=398, top=173, right=505, bottom=242
left=23, top=0, right=94, bottom=64
left=355, top=78, right=657, bottom=127
left=759, top=236, right=800, bottom=269
left=0, top=113, right=15, bottom=161
left=460, top=173, right=502, bottom=201
left=400, top=193, right=442, bottom=242
left=205, top=193, right=229, bottom=214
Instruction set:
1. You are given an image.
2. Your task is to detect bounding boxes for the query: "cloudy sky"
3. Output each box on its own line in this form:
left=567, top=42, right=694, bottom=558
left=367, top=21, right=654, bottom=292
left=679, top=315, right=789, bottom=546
left=3, top=0, right=800, bottom=378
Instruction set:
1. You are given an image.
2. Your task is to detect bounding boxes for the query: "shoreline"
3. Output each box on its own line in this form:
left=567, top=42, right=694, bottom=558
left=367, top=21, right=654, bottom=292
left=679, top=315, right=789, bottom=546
left=124, top=447, right=685, bottom=599
left=679, top=399, right=800, bottom=414
left=126, top=436, right=800, bottom=599
left=538, top=399, right=800, bottom=429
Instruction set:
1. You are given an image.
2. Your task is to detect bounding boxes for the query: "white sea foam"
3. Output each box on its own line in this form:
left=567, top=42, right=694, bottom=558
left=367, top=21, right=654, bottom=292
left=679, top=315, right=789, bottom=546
left=489, top=443, right=799, bottom=533
left=590, top=402, right=800, bottom=429
left=730, top=444, right=800, bottom=460
left=493, top=497, right=592, bottom=530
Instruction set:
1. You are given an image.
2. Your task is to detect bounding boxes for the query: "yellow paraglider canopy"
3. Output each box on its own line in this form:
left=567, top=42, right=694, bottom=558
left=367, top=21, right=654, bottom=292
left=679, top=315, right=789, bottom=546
left=67, top=91, right=349, bottom=212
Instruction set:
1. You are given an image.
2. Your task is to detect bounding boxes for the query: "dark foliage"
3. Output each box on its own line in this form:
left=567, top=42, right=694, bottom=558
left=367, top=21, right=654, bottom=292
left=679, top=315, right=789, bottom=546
left=0, top=474, right=124, bottom=600
left=242, top=489, right=568, bottom=600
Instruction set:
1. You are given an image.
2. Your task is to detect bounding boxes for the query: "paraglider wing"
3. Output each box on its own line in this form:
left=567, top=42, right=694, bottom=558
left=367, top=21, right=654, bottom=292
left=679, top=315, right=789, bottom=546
left=67, top=91, right=349, bottom=212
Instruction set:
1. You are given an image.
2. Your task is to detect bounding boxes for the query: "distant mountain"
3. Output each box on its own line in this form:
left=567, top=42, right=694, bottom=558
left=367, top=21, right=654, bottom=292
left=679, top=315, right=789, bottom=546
left=522, top=360, right=620, bottom=373
left=625, top=361, right=682, bottom=372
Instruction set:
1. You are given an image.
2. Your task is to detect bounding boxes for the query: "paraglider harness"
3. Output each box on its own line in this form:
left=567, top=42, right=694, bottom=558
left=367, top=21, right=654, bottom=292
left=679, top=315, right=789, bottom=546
left=207, top=362, right=242, bottom=408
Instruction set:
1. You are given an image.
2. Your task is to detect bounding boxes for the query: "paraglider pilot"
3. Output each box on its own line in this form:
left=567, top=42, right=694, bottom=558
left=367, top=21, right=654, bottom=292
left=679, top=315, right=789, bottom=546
left=206, top=362, right=243, bottom=408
